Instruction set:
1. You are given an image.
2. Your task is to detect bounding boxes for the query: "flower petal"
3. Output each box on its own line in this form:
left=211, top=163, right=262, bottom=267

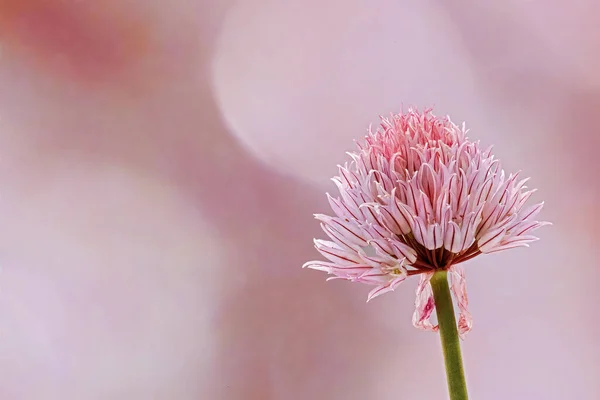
left=367, top=274, right=407, bottom=302
left=431, top=223, right=444, bottom=250
left=314, top=239, right=363, bottom=264
left=488, top=235, right=540, bottom=253
left=302, top=260, right=337, bottom=272
left=376, top=202, right=405, bottom=235
left=519, top=201, right=545, bottom=221
left=448, top=265, right=472, bottom=338
left=315, top=214, right=369, bottom=247
left=367, top=238, right=395, bottom=257
left=512, top=220, right=550, bottom=237
left=357, top=270, right=393, bottom=285
left=460, top=207, right=482, bottom=251
left=389, top=195, right=416, bottom=235
left=412, top=272, right=439, bottom=332
left=477, top=226, right=507, bottom=253
left=339, top=266, right=375, bottom=274
left=320, top=223, right=359, bottom=252
left=327, top=193, right=359, bottom=221
left=484, top=241, right=530, bottom=253
left=389, top=240, right=418, bottom=264
left=444, top=221, right=463, bottom=253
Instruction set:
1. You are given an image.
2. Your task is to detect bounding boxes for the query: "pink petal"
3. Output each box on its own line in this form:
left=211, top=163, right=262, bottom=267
left=320, top=223, right=358, bottom=252
left=389, top=240, right=418, bottom=264
left=331, top=179, right=363, bottom=217
left=360, top=253, right=397, bottom=269
left=405, top=181, right=422, bottom=215
left=364, top=223, right=393, bottom=241
left=366, top=274, right=407, bottom=302
left=412, top=218, right=429, bottom=248
left=473, top=177, right=495, bottom=207
left=337, top=165, right=359, bottom=188
left=314, top=239, right=363, bottom=264
left=516, top=189, right=537, bottom=210
left=327, top=193, right=358, bottom=221
left=511, top=220, right=550, bottom=237
left=478, top=202, right=503, bottom=236
left=494, top=235, right=540, bottom=249
left=377, top=203, right=405, bottom=235
left=431, top=223, right=444, bottom=250
left=448, top=265, right=472, bottom=339
left=354, top=191, right=380, bottom=224
left=369, top=169, right=395, bottom=194
left=449, top=169, right=468, bottom=213
left=367, top=238, right=395, bottom=257
left=329, top=264, right=375, bottom=277
left=477, top=226, right=507, bottom=253
left=325, top=276, right=348, bottom=282
left=484, top=242, right=530, bottom=253
left=497, top=190, right=522, bottom=222
left=314, top=214, right=369, bottom=247
left=419, top=162, right=438, bottom=201
left=302, top=261, right=337, bottom=272
left=519, top=202, right=545, bottom=221
left=412, top=272, right=439, bottom=332
left=390, top=194, right=416, bottom=234
left=444, top=221, right=463, bottom=253
left=357, top=270, right=393, bottom=285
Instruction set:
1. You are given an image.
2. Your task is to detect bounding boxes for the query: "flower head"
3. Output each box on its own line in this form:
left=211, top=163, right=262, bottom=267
left=303, top=108, right=548, bottom=336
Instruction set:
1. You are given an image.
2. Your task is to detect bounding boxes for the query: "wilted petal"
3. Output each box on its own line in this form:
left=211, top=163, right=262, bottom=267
left=412, top=273, right=439, bottom=332
left=448, top=265, right=472, bottom=338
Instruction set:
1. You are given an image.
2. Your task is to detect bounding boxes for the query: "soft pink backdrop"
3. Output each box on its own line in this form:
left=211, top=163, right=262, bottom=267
left=0, top=0, right=598, bottom=399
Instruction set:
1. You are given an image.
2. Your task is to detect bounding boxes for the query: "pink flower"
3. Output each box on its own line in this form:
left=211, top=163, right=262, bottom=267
left=303, top=108, right=548, bottom=337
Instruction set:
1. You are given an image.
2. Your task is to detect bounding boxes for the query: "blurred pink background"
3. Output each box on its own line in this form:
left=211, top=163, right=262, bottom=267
left=0, top=0, right=598, bottom=399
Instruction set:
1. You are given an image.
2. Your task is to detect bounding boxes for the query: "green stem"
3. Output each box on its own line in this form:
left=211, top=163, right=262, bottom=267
left=430, top=270, right=469, bottom=400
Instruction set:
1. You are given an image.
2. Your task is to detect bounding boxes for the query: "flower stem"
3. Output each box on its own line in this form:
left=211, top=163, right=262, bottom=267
left=430, top=270, right=469, bottom=400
